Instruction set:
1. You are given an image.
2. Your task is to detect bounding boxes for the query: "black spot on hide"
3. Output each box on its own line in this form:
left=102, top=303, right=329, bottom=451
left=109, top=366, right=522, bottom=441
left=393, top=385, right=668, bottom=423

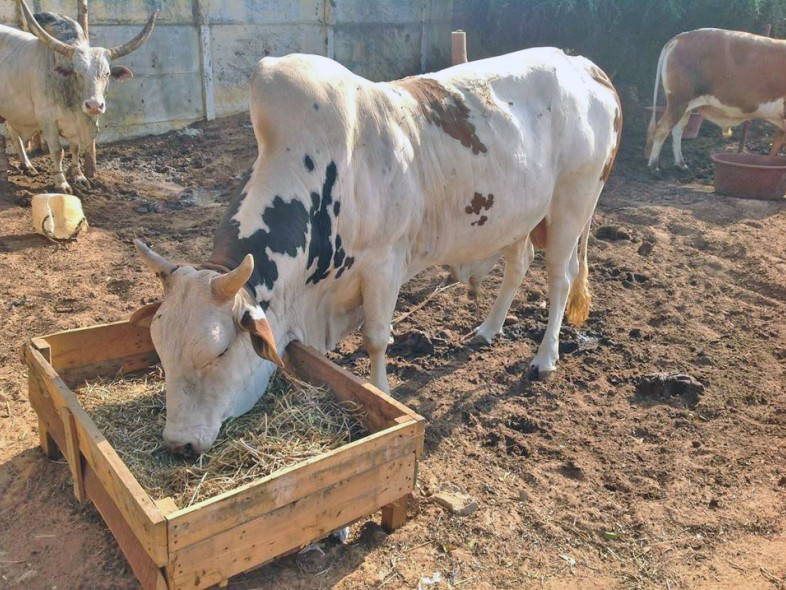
left=306, top=162, right=338, bottom=284
left=211, top=159, right=357, bottom=307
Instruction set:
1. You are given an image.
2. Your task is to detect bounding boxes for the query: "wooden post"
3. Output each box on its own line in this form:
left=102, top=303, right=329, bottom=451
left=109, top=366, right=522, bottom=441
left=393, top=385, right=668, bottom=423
left=197, top=0, right=216, bottom=121
left=60, top=406, right=87, bottom=503
left=381, top=495, right=409, bottom=532
left=451, top=30, right=468, bottom=65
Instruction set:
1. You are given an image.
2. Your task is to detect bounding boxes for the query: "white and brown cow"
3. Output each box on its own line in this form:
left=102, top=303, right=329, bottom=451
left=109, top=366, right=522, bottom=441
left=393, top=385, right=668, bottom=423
left=133, top=49, right=622, bottom=453
left=0, top=0, right=157, bottom=192
left=647, top=28, right=786, bottom=171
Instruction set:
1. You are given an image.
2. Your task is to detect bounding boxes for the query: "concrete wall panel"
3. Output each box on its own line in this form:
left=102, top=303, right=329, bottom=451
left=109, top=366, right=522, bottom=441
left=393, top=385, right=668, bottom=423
left=1, top=0, right=455, bottom=141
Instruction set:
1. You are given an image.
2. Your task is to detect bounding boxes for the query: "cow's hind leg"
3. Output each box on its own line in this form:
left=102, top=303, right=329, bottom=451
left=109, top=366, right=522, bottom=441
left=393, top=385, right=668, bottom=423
left=529, top=190, right=598, bottom=380
left=8, top=126, right=39, bottom=176
left=671, top=110, right=692, bottom=169
left=472, top=238, right=534, bottom=343
left=647, top=101, right=688, bottom=172
left=361, top=262, right=404, bottom=393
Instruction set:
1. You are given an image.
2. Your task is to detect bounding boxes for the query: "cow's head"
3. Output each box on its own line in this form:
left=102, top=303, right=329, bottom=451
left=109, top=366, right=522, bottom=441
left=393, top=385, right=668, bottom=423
left=131, top=240, right=284, bottom=455
left=19, top=0, right=157, bottom=116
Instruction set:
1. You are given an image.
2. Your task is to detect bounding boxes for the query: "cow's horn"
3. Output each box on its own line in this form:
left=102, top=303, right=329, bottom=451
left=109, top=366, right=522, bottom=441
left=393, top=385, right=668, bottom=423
left=134, top=239, right=178, bottom=277
left=18, top=0, right=75, bottom=58
left=211, top=255, right=254, bottom=302
left=107, top=11, right=158, bottom=59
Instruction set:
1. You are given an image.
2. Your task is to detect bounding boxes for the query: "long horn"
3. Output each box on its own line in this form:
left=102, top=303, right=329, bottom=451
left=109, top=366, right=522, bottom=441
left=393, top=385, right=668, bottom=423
left=211, top=254, right=254, bottom=302
left=134, top=239, right=178, bottom=277
left=18, top=0, right=75, bottom=58
left=107, top=10, right=158, bottom=59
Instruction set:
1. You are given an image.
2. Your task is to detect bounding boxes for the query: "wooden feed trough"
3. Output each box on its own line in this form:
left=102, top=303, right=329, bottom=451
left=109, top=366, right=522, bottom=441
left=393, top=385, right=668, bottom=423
left=24, top=321, right=424, bottom=589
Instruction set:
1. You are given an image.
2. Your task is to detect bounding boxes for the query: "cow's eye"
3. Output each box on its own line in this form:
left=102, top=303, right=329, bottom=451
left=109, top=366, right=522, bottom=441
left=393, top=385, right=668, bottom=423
left=217, top=347, right=229, bottom=358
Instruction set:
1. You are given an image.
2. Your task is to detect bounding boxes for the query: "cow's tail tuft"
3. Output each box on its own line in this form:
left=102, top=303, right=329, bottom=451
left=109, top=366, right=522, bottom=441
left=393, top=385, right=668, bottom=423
left=566, top=220, right=592, bottom=327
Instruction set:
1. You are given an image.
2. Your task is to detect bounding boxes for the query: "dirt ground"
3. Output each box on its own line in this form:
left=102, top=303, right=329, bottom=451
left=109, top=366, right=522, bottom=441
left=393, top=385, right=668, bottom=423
left=0, top=104, right=785, bottom=590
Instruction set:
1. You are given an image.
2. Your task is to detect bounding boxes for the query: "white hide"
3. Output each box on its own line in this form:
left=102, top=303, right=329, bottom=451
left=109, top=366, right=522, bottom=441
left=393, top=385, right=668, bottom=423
left=140, top=48, right=620, bottom=452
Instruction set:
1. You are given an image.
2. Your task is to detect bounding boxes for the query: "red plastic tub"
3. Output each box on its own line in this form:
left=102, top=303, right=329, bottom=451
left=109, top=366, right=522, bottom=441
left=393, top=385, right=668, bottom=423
left=711, top=152, right=786, bottom=200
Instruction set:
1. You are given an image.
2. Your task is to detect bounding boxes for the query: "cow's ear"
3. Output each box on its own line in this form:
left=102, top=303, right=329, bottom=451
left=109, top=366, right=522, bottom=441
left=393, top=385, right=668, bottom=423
left=130, top=301, right=161, bottom=329
left=54, top=65, right=74, bottom=77
left=111, top=66, right=134, bottom=82
left=240, top=311, right=284, bottom=368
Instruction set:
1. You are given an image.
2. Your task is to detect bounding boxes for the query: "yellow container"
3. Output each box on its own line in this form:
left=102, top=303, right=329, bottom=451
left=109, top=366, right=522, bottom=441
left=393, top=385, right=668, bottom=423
left=31, top=193, right=88, bottom=241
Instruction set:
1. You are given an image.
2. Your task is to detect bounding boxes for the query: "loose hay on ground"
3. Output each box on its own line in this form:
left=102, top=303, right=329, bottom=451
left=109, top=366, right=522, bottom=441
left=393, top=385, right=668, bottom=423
left=72, top=368, right=367, bottom=508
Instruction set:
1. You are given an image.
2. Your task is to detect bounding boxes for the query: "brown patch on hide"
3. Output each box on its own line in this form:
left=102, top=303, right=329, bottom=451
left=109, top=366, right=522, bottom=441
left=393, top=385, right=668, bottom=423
left=588, top=63, right=623, bottom=183
left=471, top=215, right=488, bottom=227
left=465, top=192, right=494, bottom=215
left=394, top=77, right=488, bottom=155
left=530, top=219, right=547, bottom=249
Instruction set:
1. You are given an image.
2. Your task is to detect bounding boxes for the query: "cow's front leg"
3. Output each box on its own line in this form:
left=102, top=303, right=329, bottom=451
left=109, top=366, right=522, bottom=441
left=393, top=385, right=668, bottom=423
left=67, top=143, right=91, bottom=191
left=42, top=126, right=70, bottom=194
left=361, top=268, right=402, bottom=393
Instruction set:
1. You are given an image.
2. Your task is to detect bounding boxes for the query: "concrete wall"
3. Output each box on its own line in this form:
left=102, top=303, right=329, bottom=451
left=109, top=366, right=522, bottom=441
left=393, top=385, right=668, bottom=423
left=0, top=0, right=454, bottom=142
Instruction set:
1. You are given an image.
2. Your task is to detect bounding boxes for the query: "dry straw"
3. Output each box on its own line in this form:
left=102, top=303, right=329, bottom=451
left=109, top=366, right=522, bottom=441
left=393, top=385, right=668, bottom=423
left=73, top=368, right=367, bottom=508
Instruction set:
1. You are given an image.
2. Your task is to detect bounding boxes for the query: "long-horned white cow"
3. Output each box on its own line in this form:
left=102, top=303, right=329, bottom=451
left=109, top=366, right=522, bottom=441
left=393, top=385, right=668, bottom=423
left=0, top=0, right=157, bottom=193
left=133, top=49, right=622, bottom=454
left=647, top=28, right=786, bottom=171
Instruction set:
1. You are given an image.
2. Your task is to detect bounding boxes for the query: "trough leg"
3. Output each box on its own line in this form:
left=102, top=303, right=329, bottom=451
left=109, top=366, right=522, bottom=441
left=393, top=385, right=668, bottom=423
left=38, top=418, right=61, bottom=460
left=381, top=495, right=409, bottom=532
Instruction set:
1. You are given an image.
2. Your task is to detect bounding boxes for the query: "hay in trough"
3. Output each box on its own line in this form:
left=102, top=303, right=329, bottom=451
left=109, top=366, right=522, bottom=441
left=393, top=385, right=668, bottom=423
left=73, top=368, right=367, bottom=508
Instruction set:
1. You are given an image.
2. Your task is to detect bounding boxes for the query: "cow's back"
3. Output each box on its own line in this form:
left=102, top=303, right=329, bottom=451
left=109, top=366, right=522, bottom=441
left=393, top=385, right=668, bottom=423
left=245, top=50, right=619, bottom=275
left=664, top=28, right=786, bottom=108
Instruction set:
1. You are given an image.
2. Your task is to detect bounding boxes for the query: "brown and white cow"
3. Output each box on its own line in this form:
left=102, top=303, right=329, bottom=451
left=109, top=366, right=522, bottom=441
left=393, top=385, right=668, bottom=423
left=133, top=49, right=622, bottom=454
left=0, top=0, right=157, bottom=193
left=647, top=28, right=786, bottom=171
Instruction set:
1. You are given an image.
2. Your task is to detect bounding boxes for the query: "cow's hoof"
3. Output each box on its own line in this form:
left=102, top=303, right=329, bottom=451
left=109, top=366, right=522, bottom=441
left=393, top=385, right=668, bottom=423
left=21, top=164, right=39, bottom=177
left=526, top=363, right=555, bottom=381
left=73, top=176, right=91, bottom=191
left=675, top=163, right=690, bottom=171
left=470, top=326, right=497, bottom=345
left=648, top=165, right=662, bottom=177
left=54, top=182, right=73, bottom=195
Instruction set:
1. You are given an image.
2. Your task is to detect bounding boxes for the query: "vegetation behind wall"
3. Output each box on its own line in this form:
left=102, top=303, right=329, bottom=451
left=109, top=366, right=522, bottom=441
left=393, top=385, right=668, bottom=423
left=453, top=0, right=786, bottom=97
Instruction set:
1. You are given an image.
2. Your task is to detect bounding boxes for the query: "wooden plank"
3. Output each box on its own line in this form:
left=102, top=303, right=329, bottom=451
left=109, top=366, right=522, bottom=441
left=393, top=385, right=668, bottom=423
left=167, top=421, right=418, bottom=551
left=41, top=321, right=156, bottom=373
left=30, top=341, right=61, bottom=459
left=84, top=466, right=168, bottom=590
left=169, top=454, right=416, bottom=589
left=286, top=342, right=421, bottom=433
left=24, top=345, right=169, bottom=566
left=59, top=351, right=160, bottom=385
left=59, top=406, right=86, bottom=503
left=29, top=373, right=66, bottom=458
left=155, top=497, right=178, bottom=515
left=381, top=495, right=409, bottom=532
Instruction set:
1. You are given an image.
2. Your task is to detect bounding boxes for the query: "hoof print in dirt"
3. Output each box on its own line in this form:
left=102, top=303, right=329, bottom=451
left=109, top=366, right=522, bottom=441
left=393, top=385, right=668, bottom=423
left=635, top=372, right=705, bottom=406
left=391, top=329, right=434, bottom=357
left=595, top=225, right=631, bottom=242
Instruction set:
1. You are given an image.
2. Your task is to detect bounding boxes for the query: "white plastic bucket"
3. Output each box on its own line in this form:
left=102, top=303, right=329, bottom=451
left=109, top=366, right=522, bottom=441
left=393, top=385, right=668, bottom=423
left=31, top=193, right=88, bottom=241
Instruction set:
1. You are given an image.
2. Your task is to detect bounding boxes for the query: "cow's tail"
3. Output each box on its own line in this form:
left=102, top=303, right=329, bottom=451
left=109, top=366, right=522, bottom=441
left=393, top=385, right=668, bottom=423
left=565, top=220, right=592, bottom=328
left=647, top=41, right=669, bottom=153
